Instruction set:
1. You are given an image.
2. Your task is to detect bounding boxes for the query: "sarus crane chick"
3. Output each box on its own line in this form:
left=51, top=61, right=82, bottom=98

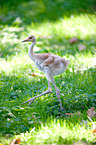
left=22, top=34, right=70, bottom=110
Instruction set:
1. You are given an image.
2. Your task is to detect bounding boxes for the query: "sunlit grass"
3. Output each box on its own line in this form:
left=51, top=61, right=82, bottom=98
left=0, top=52, right=96, bottom=76
left=0, top=118, right=95, bottom=145
left=1, top=14, right=96, bottom=42
left=26, top=14, right=96, bottom=38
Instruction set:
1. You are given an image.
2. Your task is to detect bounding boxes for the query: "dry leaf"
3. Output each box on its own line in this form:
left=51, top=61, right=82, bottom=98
left=69, top=37, right=78, bottom=44
left=31, top=73, right=37, bottom=76
left=65, top=111, right=81, bottom=117
left=10, top=138, right=20, bottom=145
left=31, top=73, right=44, bottom=77
left=65, top=113, right=74, bottom=116
left=87, top=107, right=96, bottom=118
left=78, top=44, right=86, bottom=51
left=92, top=122, right=96, bottom=135
left=40, top=35, right=47, bottom=39
left=15, top=139, right=20, bottom=144
left=0, top=52, right=3, bottom=57
left=92, top=129, right=96, bottom=134
left=73, top=141, right=90, bottom=145
left=40, top=35, right=51, bottom=39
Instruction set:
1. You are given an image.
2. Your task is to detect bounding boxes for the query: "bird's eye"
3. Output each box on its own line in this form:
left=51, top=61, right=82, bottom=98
left=29, top=36, right=32, bottom=39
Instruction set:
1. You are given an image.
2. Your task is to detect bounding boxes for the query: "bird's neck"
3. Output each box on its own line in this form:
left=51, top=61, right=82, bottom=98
left=28, top=42, right=36, bottom=61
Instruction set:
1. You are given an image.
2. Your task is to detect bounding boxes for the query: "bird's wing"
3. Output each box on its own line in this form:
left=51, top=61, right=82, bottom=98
left=42, top=56, right=54, bottom=66
left=35, top=53, right=54, bottom=65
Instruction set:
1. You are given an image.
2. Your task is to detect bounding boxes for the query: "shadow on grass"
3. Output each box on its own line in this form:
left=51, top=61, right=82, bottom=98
left=0, top=0, right=95, bottom=25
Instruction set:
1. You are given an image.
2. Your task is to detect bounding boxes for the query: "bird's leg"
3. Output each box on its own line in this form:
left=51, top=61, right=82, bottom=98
left=22, top=81, right=52, bottom=105
left=52, top=81, right=64, bottom=110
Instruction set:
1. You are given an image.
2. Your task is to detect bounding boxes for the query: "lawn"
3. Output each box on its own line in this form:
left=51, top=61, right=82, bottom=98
left=0, top=0, right=96, bottom=144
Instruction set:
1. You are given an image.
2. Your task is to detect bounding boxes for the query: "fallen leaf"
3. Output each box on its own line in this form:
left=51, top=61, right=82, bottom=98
left=40, top=35, right=47, bottom=39
left=65, top=113, right=74, bottom=116
left=31, top=73, right=37, bottom=76
left=15, top=139, right=20, bottom=144
left=87, top=107, right=96, bottom=118
left=92, top=122, right=96, bottom=135
left=40, top=35, right=52, bottom=39
left=73, top=141, right=90, bottom=145
left=0, top=143, right=3, bottom=145
left=31, top=73, right=44, bottom=77
left=78, top=44, right=86, bottom=51
left=65, top=111, right=81, bottom=117
left=0, top=52, right=3, bottom=57
left=10, top=138, right=20, bottom=145
left=92, top=129, right=96, bottom=134
left=69, top=37, right=78, bottom=44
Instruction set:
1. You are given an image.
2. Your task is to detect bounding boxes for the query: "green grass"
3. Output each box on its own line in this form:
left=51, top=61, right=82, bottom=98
left=0, top=0, right=96, bottom=144
left=0, top=118, right=95, bottom=145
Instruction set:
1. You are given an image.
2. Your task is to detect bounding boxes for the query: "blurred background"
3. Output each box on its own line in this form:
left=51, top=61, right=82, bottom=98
left=0, top=0, right=96, bottom=57
left=0, top=0, right=96, bottom=24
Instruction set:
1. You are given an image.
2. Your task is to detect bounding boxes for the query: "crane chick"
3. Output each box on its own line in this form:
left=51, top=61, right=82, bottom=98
left=22, top=35, right=70, bottom=110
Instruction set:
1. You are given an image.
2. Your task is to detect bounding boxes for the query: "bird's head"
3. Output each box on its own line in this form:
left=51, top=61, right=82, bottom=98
left=22, top=34, right=36, bottom=43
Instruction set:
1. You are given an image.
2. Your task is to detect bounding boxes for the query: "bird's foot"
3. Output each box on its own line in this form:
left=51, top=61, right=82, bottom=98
left=28, top=97, right=35, bottom=105
left=22, top=97, right=35, bottom=105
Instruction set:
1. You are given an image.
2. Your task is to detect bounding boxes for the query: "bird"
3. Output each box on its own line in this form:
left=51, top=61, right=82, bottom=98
left=22, top=34, right=70, bottom=110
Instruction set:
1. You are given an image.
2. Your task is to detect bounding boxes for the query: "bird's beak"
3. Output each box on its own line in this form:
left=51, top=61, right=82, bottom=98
left=22, top=40, right=25, bottom=42
left=22, top=38, right=29, bottom=43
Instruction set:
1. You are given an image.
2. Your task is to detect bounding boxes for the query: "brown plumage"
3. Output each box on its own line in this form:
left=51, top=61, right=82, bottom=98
left=22, top=34, right=70, bottom=110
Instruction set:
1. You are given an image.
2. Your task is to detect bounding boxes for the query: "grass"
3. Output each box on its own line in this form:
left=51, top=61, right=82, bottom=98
left=0, top=0, right=96, bottom=144
left=1, top=119, right=95, bottom=145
